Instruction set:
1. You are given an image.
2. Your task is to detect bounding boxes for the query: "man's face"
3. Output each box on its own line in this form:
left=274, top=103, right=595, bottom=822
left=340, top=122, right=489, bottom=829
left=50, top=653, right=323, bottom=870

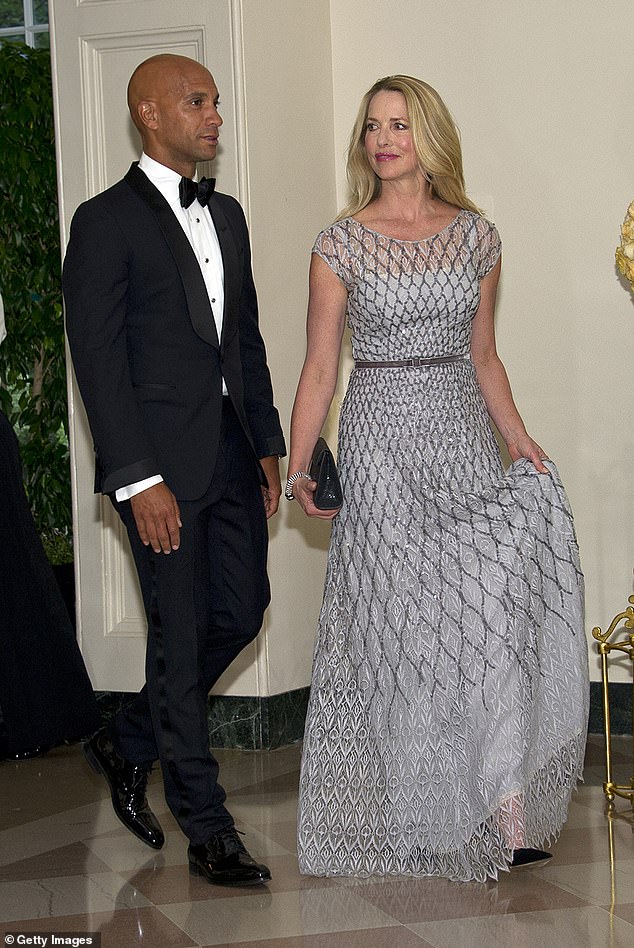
left=141, top=60, right=223, bottom=175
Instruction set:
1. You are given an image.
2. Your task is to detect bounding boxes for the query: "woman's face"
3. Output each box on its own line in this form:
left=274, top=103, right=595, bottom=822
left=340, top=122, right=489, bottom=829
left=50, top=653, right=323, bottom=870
left=364, top=90, right=419, bottom=183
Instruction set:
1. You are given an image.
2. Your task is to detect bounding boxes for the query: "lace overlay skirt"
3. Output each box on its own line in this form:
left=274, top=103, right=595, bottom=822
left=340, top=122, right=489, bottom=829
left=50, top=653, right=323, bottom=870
left=297, top=363, right=588, bottom=882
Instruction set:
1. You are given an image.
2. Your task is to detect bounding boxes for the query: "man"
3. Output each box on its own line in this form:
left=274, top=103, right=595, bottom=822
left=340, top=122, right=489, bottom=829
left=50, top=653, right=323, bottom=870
left=63, top=54, right=285, bottom=886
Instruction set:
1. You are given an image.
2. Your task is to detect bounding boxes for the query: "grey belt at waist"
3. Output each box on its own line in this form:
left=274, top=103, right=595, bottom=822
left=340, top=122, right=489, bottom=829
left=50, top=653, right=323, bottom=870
left=354, top=354, right=468, bottom=368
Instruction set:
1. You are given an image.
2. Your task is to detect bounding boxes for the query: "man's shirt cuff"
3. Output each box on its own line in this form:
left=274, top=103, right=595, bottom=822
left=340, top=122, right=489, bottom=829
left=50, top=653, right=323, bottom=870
left=115, top=474, right=164, bottom=502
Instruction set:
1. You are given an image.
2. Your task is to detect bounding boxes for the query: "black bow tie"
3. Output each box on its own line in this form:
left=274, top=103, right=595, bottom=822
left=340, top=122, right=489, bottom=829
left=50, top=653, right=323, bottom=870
left=179, top=176, right=216, bottom=209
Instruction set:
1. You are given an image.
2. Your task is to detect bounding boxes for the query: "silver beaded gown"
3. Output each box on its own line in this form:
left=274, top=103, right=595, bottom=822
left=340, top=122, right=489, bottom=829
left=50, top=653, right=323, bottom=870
left=297, top=210, right=589, bottom=883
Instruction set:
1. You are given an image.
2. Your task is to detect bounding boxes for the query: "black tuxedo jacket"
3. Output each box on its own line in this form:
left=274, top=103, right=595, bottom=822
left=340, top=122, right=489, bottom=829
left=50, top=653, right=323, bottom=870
left=63, top=163, right=285, bottom=499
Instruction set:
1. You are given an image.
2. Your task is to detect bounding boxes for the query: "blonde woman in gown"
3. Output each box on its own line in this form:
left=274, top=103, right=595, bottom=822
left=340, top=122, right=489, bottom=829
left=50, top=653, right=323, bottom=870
left=286, top=76, right=588, bottom=883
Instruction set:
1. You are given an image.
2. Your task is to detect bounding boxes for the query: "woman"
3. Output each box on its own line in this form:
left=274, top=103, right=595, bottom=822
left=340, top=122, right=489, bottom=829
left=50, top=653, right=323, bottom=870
left=0, top=297, right=100, bottom=760
left=287, top=76, right=588, bottom=882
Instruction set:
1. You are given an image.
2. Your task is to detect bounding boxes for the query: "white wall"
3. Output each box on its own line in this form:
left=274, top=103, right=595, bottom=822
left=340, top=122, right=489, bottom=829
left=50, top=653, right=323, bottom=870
left=327, top=0, right=633, bottom=680
left=215, top=0, right=339, bottom=696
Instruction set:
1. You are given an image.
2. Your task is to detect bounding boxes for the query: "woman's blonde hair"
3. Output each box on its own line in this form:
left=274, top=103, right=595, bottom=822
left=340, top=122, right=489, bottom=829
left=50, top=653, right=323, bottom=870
left=339, top=75, right=482, bottom=220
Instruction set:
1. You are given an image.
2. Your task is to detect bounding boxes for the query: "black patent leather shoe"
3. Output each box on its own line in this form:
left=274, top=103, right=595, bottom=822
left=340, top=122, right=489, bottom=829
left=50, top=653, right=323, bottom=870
left=188, top=827, right=271, bottom=886
left=83, top=728, right=164, bottom=850
left=511, top=848, right=552, bottom=869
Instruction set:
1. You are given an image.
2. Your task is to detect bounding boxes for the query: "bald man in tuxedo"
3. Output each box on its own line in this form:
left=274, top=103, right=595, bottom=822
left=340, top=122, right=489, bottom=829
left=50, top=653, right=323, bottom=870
left=63, top=54, right=285, bottom=886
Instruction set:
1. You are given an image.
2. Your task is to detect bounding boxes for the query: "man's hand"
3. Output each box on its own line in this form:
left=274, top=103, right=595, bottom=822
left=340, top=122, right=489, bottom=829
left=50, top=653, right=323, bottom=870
left=260, top=455, right=282, bottom=520
left=130, top=482, right=182, bottom=553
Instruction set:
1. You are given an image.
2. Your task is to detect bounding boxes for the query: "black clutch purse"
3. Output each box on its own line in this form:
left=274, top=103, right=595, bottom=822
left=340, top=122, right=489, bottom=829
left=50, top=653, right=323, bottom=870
left=310, top=438, right=343, bottom=510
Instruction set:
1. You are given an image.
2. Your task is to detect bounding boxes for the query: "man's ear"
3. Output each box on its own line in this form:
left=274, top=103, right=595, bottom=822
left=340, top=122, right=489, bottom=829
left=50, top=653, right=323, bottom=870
left=137, top=100, right=159, bottom=130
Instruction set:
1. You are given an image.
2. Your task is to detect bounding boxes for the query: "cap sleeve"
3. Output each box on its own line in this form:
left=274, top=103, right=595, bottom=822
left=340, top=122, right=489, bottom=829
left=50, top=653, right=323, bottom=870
left=475, top=218, right=502, bottom=279
left=312, top=224, right=354, bottom=289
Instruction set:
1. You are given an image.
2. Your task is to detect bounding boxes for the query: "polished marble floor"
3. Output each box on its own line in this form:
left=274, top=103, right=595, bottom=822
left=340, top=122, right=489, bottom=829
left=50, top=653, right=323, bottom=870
left=0, top=734, right=632, bottom=947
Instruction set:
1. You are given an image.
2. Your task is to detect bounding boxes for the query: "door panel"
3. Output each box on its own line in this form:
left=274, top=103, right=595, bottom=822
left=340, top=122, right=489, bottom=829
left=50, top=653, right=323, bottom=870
left=50, top=0, right=243, bottom=689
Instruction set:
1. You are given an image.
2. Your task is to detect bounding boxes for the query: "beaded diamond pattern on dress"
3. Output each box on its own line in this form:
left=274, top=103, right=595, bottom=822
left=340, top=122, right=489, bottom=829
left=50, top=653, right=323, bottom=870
left=297, top=210, right=588, bottom=882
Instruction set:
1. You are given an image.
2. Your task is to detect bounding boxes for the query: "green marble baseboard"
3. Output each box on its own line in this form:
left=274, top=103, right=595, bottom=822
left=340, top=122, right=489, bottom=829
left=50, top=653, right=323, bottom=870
left=588, top=681, right=632, bottom=736
left=206, top=688, right=309, bottom=749
left=94, top=682, right=630, bottom=750
left=95, top=687, right=310, bottom=750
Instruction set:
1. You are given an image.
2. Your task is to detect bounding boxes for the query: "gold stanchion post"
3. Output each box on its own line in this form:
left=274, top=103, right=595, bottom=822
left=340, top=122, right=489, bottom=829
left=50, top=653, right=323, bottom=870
left=592, top=595, right=634, bottom=807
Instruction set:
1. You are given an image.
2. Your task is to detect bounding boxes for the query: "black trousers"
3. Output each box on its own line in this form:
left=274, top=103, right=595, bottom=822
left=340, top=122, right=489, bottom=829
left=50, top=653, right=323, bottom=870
left=110, top=400, right=270, bottom=844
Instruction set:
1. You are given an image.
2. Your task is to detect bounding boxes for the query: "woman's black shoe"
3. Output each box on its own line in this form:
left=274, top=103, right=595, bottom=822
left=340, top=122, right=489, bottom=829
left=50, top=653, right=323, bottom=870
left=1, top=744, right=52, bottom=760
left=511, top=848, right=552, bottom=869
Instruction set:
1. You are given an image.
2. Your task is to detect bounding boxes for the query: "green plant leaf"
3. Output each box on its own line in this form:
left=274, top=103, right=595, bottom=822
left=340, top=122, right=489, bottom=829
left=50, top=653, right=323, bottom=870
left=0, top=40, right=71, bottom=545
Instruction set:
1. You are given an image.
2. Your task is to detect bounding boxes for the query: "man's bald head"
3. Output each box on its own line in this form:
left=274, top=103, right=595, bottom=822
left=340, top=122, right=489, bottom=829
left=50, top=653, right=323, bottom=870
left=127, top=54, right=213, bottom=130
left=126, top=54, right=222, bottom=177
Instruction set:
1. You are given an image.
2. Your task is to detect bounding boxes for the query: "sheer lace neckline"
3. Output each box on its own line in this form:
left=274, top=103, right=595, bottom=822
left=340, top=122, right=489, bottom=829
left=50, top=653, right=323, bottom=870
left=348, top=208, right=465, bottom=245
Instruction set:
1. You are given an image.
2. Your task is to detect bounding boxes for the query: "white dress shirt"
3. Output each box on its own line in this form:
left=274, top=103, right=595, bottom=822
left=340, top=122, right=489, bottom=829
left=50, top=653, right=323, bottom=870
left=116, top=153, right=226, bottom=502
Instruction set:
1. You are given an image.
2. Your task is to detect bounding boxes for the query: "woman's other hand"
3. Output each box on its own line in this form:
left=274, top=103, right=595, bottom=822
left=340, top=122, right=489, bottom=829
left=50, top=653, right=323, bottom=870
left=293, top=476, right=341, bottom=520
left=506, top=434, right=550, bottom=474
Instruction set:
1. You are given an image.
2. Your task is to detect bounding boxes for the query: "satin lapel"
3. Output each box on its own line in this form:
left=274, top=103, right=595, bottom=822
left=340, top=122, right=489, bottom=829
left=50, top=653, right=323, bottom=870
left=124, top=163, right=219, bottom=349
left=207, top=195, right=239, bottom=348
